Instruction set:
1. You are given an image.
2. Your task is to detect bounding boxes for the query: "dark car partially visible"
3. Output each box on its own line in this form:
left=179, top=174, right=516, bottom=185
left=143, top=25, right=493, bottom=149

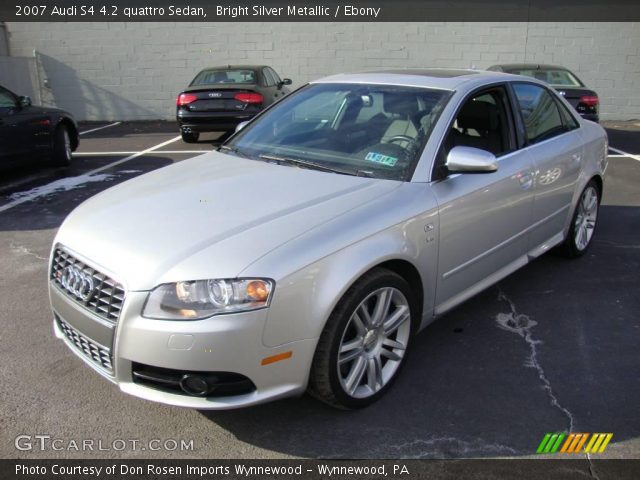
left=176, top=65, right=292, bottom=142
left=488, top=64, right=600, bottom=122
left=0, top=85, right=79, bottom=168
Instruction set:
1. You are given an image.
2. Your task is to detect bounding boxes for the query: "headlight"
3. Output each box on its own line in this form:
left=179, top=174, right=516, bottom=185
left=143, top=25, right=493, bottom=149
left=142, top=278, right=274, bottom=320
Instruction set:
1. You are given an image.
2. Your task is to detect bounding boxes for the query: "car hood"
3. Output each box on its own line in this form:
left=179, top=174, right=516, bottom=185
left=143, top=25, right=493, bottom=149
left=56, top=152, right=401, bottom=291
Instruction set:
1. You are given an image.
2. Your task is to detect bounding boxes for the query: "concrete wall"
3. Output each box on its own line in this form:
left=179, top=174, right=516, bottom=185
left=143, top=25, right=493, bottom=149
left=0, top=23, right=9, bottom=55
left=0, top=56, right=40, bottom=103
left=5, top=22, right=640, bottom=121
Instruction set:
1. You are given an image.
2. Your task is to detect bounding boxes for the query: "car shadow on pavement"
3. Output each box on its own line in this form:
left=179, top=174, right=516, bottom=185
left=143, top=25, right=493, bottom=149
left=201, top=205, right=640, bottom=458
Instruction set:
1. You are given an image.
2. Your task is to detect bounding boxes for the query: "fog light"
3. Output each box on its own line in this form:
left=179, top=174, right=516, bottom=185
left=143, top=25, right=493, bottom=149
left=179, top=374, right=211, bottom=396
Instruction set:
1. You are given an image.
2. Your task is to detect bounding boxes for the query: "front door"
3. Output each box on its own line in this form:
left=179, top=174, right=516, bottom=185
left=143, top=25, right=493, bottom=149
left=431, top=85, right=536, bottom=313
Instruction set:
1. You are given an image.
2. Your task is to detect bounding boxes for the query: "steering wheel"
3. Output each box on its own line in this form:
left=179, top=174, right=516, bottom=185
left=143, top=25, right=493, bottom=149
left=386, top=135, right=416, bottom=145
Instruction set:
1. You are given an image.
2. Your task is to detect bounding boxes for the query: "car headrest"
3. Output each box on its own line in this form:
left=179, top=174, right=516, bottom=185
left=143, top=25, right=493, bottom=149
left=457, top=101, right=500, bottom=131
left=383, top=92, right=419, bottom=117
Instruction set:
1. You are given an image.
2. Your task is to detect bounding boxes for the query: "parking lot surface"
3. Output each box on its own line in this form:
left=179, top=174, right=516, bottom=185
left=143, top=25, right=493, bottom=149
left=0, top=121, right=638, bottom=461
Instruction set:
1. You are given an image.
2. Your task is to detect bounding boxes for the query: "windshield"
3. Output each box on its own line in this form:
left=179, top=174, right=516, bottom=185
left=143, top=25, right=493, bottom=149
left=509, top=68, right=583, bottom=87
left=223, top=83, right=450, bottom=181
left=191, top=69, right=257, bottom=85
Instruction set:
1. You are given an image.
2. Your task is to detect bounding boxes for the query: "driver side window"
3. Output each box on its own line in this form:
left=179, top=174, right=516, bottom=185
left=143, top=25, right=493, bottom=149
left=444, top=87, right=513, bottom=158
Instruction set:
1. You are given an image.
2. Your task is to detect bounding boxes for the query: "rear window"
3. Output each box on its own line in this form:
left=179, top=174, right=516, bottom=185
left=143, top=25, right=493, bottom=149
left=509, top=69, right=582, bottom=87
left=191, top=69, right=256, bottom=86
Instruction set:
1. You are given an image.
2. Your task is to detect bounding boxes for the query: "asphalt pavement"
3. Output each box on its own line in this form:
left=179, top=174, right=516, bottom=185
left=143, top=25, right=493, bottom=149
left=0, top=120, right=638, bottom=463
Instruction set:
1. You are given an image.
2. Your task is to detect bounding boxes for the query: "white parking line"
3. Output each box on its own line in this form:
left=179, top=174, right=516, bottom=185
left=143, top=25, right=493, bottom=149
left=0, top=135, right=181, bottom=214
left=609, top=147, right=640, bottom=163
left=73, top=150, right=208, bottom=155
left=79, top=122, right=122, bottom=135
left=83, top=136, right=181, bottom=175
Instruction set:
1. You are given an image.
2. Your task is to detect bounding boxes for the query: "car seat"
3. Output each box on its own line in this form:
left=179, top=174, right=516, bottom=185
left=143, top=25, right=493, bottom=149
left=380, top=92, right=420, bottom=143
left=447, top=101, right=503, bottom=155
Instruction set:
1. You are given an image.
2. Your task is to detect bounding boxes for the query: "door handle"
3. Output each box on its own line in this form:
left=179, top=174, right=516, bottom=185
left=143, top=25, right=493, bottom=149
left=517, top=171, right=535, bottom=189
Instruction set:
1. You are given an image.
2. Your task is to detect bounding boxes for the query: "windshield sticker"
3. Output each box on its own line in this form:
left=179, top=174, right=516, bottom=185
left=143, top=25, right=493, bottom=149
left=365, top=152, right=398, bottom=167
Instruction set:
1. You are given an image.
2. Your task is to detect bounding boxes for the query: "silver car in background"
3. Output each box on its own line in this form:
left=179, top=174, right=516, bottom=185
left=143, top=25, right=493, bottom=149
left=49, top=69, right=607, bottom=409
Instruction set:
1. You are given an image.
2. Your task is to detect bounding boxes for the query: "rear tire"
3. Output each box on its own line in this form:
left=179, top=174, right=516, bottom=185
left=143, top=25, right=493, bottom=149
left=181, top=130, right=199, bottom=143
left=50, top=125, right=72, bottom=167
left=308, top=268, right=416, bottom=409
left=560, top=179, right=601, bottom=257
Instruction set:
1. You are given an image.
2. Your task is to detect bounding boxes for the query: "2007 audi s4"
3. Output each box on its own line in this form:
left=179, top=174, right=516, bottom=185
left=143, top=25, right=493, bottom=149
left=50, top=69, right=607, bottom=409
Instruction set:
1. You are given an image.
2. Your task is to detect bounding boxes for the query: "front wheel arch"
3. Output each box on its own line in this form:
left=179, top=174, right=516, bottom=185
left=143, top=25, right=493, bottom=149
left=307, top=267, right=419, bottom=408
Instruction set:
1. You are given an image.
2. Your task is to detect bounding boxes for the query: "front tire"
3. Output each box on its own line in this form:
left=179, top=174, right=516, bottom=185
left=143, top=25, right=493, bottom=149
left=308, top=268, right=416, bottom=409
left=560, top=179, right=601, bottom=257
left=50, top=125, right=72, bottom=166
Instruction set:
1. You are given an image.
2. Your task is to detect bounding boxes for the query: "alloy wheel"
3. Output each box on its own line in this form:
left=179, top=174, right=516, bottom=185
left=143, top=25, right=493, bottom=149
left=337, top=287, right=411, bottom=399
left=63, top=129, right=72, bottom=160
left=574, top=185, right=598, bottom=251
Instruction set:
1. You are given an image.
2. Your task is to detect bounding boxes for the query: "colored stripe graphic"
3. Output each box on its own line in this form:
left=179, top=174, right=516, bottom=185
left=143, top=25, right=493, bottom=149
left=536, top=433, right=552, bottom=454
left=560, top=434, right=575, bottom=453
left=539, top=433, right=613, bottom=454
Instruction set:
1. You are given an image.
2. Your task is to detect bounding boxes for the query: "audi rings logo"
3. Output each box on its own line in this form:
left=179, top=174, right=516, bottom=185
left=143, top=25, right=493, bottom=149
left=60, top=265, right=95, bottom=301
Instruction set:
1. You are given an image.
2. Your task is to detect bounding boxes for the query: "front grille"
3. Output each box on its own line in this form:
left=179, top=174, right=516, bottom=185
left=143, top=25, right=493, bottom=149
left=57, top=317, right=113, bottom=374
left=51, top=247, right=125, bottom=323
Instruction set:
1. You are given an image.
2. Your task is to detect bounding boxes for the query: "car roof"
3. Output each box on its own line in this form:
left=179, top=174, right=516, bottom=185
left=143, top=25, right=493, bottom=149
left=491, top=63, right=572, bottom=71
left=198, top=65, right=269, bottom=72
left=312, top=68, right=528, bottom=91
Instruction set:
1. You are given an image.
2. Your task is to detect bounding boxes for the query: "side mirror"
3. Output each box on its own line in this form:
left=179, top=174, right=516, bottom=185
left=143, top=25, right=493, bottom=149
left=277, top=78, right=292, bottom=89
left=18, top=96, right=32, bottom=108
left=235, top=120, right=250, bottom=132
left=446, top=146, right=498, bottom=173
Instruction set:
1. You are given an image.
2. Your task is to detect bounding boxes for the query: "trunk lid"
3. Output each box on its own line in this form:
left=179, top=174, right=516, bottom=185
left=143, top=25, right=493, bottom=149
left=180, top=84, right=262, bottom=112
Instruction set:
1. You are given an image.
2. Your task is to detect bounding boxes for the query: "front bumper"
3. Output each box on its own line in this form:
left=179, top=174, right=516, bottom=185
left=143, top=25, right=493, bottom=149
left=51, top=284, right=316, bottom=409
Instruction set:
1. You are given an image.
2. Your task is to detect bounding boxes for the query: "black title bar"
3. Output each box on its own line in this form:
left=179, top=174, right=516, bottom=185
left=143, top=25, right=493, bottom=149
left=3, top=459, right=640, bottom=480
left=4, top=0, right=640, bottom=22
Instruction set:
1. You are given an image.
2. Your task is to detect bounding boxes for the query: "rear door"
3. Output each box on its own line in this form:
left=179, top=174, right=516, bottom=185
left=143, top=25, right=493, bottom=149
left=431, top=85, right=536, bottom=313
left=510, top=82, right=583, bottom=251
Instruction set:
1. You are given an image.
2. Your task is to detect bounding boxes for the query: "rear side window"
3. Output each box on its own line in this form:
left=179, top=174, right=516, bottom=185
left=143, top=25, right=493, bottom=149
left=556, top=99, right=580, bottom=130
left=268, top=67, right=282, bottom=85
left=513, top=83, right=566, bottom=145
left=262, top=68, right=276, bottom=87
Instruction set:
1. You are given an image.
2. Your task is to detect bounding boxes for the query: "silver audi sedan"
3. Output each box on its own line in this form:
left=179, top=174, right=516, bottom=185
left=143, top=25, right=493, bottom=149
left=50, top=69, right=607, bottom=409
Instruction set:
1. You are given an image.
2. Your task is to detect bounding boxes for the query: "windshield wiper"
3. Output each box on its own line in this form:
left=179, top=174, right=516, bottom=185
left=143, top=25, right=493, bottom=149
left=218, top=145, right=250, bottom=158
left=258, top=154, right=359, bottom=176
